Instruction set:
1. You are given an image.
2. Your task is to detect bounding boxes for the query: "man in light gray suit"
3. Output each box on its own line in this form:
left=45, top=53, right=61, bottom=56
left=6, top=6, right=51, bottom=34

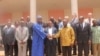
left=15, top=20, right=29, bottom=56
left=2, top=22, right=15, bottom=56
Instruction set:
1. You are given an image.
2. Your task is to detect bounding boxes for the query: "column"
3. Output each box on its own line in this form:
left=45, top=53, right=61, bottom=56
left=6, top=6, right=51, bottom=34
left=30, top=0, right=36, bottom=23
left=71, top=0, right=78, bottom=17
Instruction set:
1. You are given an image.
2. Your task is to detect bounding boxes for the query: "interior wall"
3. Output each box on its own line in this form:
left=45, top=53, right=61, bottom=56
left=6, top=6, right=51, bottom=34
left=48, top=9, right=64, bottom=19
left=37, top=8, right=100, bottom=21
left=64, top=9, right=71, bottom=20
left=36, top=10, right=48, bottom=22
left=93, top=8, right=100, bottom=19
left=1, top=8, right=100, bottom=24
left=12, top=12, right=22, bottom=23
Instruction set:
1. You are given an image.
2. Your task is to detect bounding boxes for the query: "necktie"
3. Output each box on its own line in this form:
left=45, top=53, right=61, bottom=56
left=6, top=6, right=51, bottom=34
left=80, top=23, right=83, bottom=30
left=7, top=28, right=10, bottom=34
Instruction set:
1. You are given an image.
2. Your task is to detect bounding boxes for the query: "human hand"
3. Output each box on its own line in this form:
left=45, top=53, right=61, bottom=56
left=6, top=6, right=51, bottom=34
left=75, top=41, right=77, bottom=45
left=47, top=34, right=53, bottom=40
left=88, top=40, right=91, bottom=45
left=70, top=42, right=74, bottom=46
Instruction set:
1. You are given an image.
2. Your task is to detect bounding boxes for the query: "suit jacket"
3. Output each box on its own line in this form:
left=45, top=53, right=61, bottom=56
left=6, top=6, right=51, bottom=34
left=44, top=27, right=57, bottom=45
left=15, top=26, right=29, bottom=43
left=26, top=22, right=33, bottom=40
left=2, top=26, right=15, bottom=45
left=44, top=27, right=57, bottom=34
left=75, top=22, right=92, bottom=43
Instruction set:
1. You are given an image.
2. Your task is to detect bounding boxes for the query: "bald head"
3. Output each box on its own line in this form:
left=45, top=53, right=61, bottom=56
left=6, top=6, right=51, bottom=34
left=63, top=19, right=69, bottom=27
left=50, top=17, right=55, bottom=22
left=48, top=21, right=53, bottom=27
left=26, top=16, right=30, bottom=22
left=88, top=12, right=93, bottom=18
left=58, top=17, right=62, bottom=22
left=20, top=17, right=24, bottom=21
left=37, top=15, right=43, bottom=24
left=79, top=16, right=84, bottom=23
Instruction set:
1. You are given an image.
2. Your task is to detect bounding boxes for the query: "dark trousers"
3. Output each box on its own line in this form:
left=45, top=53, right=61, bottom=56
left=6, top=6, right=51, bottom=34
left=73, top=45, right=77, bottom=55
left=14, top=41, right=18, bottom=56
left=58, top=38, right=61, bottom=54
left=4, top=44, right=13, bottom=56
left=45, top=39, right=57, bottom=56
left=27, top=39, right=32, bottom=56
left=62, top=46, right=72, bottom=56
left=78, top=42, right=89, bottom=56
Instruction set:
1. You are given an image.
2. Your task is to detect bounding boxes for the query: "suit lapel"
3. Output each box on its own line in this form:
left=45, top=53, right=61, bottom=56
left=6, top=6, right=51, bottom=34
left=83, top=23, right=86, bottom=30
left=78, top=23, right=83, bottom=30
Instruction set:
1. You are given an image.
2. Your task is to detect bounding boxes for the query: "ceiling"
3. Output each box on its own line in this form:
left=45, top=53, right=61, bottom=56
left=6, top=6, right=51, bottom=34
left=0, top=0, right=100, bottom=12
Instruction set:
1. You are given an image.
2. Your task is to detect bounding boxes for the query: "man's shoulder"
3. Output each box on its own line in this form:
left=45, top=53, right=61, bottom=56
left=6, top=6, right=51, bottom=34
left=68, top=26, right=73, bottom=30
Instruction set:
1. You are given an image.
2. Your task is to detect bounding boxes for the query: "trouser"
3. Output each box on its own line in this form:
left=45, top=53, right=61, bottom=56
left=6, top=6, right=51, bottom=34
left=27, top=39, right=32, bottom=56
left=91, top=44, right=93, bottom=55
left=45, top=39, right=57, bottom=56
left=78, top=42, right=89, bottom=56
left=58, top=38, right=61, bottom=54
left=4, top=44, right=13, bottom=56
left=73, top=44, right=77, bottom=55
left=14, top=41, right=18, bottom=56
left=62, top=46, right=72, bottom=56
left=92, top=44, right=100, bottom=56
left=18, top=43, right=27, bottom=56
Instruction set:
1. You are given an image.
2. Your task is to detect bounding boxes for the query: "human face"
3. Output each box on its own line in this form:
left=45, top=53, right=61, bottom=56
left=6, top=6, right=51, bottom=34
left=20, top=21, right=25, bottom=27
left=7, top=22, right=11, bottom=27
left=63, top=19, right=68, bottom=27
left=48, top=21, right=53, bottom=27
left=92, top=20, right=97, bottom=26
left=88, top=13, right=93, bottom=19
left=37, top=18, right=42, bottom=24
left=79, top=16, right=84, bottom=23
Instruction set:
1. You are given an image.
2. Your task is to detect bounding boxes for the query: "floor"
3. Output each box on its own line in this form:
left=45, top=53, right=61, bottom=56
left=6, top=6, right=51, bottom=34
left=0, top=47, right=93, bottom=56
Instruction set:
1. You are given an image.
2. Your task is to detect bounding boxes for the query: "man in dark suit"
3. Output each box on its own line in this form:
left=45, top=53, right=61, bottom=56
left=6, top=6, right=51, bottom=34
left=75, top=16, right=92, bottom=56
left=26, top=16, right=33, bottom=56
left=45, top=21, right=57, bottom=56
left=2, top=22, right=15, bottom=56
